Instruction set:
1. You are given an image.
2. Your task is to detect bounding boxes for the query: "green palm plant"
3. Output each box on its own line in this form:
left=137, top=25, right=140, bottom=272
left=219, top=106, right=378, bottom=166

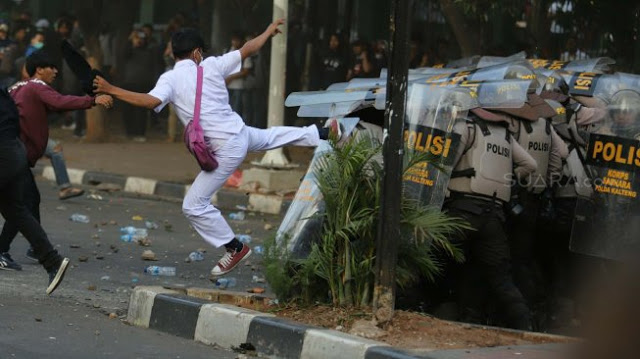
left=265, top=133, right=469, bottom=307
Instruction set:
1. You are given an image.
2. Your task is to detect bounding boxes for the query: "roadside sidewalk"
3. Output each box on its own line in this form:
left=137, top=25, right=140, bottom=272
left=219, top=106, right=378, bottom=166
left=35, top=138, right=315, bottom=215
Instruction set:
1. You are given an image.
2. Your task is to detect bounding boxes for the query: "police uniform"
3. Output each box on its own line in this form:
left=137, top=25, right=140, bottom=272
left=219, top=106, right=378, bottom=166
left=444, top=112, right=537, bottom=330
left=506, top=113, right=568, bottom=309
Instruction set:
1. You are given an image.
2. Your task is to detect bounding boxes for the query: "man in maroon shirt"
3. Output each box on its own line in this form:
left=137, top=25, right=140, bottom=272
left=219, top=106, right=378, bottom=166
left=0, top=50, right=112, bottom=272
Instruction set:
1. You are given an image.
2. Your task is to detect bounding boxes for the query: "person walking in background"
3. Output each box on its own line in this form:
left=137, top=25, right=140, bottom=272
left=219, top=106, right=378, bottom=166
left=225, top=31, right=247, bottom=117
left=93, top=19, right=343, bottom=278
left=0, top=88, right=70, bottom=295
left=120, top=29, right=159, bottom=142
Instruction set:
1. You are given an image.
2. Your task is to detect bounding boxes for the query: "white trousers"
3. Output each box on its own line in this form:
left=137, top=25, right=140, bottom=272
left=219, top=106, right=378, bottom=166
left=182, top=125, right=320, bottom=248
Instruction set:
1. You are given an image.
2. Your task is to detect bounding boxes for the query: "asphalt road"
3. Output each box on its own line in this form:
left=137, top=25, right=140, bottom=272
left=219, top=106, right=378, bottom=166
left=0, top=177, right=280, bottom=358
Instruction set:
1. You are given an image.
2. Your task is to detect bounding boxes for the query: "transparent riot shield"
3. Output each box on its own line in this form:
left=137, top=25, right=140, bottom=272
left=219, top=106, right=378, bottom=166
left=401, top=80, right=530, bottom=208
left=402, top=85, right=466, bottom=208
left=528, top=57, right=615, bottom=73
left=416, top=60, right=537, bottom=86
left=476, top=51, right=527, bottom=68
left=446, top=55, right=481, bottom=69
left=286, top=89, right=374, bottom=118
left=275, top=118, right=362, bottom=258
left=570, top=90, right=640, bottom=260
left=561, top=72, right=640, bottom=101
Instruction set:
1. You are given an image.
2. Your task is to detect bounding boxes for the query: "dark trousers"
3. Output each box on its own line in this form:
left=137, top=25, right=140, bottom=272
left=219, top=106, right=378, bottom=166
left=0, top=138, right=61, bottom=272
left=444, top=197, right=532, bottom=330
left=123, top=103, right=148, bottom=137
left=0, top=165, right=40, bottom=251
left=508, top=191, right=545, bottom=307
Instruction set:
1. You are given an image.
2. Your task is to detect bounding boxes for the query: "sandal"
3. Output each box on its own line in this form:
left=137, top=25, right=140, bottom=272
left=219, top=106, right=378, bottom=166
left=59, top=187, right=85, bottom=200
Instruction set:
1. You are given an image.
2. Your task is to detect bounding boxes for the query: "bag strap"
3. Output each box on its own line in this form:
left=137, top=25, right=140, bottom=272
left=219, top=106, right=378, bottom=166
left=193, top=65, right=204, bottom=129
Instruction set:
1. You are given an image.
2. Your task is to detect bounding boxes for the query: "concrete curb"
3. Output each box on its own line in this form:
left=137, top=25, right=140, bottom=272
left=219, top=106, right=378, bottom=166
left=126, top=286, right=432, bottom=359
left=32, top=164, right=293, bottom=215
left=128, top=287, right=573, bottom=358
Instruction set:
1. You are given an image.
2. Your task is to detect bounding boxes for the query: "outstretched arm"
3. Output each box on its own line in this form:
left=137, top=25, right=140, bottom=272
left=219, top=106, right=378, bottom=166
left=93, top=76, right=161, bottom=110
left=240, top=19, right=285, bottom=60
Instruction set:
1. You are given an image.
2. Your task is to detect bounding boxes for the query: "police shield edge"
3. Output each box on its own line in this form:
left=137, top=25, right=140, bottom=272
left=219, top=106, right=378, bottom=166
left=570, top=89, right=640, bottom=260
left=275, top=118, right=361, bottom=258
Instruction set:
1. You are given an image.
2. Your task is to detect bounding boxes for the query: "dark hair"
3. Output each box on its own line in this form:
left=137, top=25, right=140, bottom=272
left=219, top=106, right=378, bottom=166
left=25, top=50, right=57, bottom=77
left=30, top=30, right=45, bottom=41
left=57, top=18, right=73, bottom=31
left=171, top=28, right=205, bottom=59
left=142, top=23, right=153, bottom=31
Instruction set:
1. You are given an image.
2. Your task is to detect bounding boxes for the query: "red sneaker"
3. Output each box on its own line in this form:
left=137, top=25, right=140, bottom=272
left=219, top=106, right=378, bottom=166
left=210, top=245, right=252, bottom=277
left=325, top=118, right=344, bottom=142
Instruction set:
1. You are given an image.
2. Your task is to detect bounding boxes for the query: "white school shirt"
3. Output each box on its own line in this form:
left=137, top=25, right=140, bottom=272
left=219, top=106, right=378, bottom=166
left=148, top=50, right=244, bottom=141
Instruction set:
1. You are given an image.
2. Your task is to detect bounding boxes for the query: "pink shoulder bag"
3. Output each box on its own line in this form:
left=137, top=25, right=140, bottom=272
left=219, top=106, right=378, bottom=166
left=183, top=65, right=218, bottom=171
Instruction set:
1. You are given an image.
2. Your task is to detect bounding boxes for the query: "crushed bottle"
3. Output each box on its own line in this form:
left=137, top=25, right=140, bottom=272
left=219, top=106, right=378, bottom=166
left=121, top=234, right=148, bottom=243
left=69, top=213, right=90, bottom=223
left=228, top=211, right=246, bottom=220
left=214, top=277, right=237, bottom=289
left=144, top=266, right=176, bottom=276
left=120, top=226, right=148, bottom=236
left=145, top=221, right=159, bottom=230
left=188, top=251, right=205, bottom=261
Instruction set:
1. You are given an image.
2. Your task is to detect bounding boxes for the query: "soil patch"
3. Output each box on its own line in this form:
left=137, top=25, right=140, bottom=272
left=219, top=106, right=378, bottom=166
left=259, top=304, right=575, bottom=350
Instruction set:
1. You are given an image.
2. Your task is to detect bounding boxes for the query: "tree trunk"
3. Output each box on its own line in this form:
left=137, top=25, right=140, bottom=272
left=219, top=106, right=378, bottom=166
left=528, top=0, right=552, bottom=57
left=439, top=0, right=480, bottom=57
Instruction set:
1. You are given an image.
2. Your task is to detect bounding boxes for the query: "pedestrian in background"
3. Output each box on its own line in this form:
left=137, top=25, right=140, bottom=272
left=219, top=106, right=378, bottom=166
left=225, top=31, right=247, bottom=117
left=316, top=33, right=347, bottom=90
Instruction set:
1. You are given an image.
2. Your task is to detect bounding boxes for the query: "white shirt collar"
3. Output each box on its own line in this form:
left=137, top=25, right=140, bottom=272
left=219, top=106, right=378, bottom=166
left=174, top=59, right=198, bottom=69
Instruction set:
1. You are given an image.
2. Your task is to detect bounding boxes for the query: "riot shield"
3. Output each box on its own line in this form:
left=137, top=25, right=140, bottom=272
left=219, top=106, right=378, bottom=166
left=402, top=85, right=466, bottom=208
left=275, top=118, right=362, bottom=258
left=401, top=80, right=531, bottom=209
left=476, top=51, right=527, bottom=68
left=286, top=89, right=375, bottom=118
left=446, top=55, right=481, bottom=69
left=528, top=57, right=615, bottom=73
left=570, top=89, right=640, bottom=260
left=417, top=60, right=537, bottom=86
left=561, top=72, right=640, bottom=102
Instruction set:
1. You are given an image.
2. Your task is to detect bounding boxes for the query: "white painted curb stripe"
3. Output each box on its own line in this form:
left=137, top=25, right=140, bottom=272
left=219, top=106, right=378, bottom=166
left=194, top=303, right=274, bottom=348
left=42, top=166, right=55, bottom=182
left=127, top=286, right=179, bottom=328
left=124, top=177, right=157, bottom=195
left=301, top=329, right=385, bottom=359
left=248, top=193, right=283, bottom=214
left=67, top=168, right=86, bottom=185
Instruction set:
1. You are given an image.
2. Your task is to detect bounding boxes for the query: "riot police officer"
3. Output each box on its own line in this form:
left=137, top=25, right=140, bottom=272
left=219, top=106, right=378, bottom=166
left=493, top=94, right=568, bottom=314
left=445, top=107, right=537, bottom=330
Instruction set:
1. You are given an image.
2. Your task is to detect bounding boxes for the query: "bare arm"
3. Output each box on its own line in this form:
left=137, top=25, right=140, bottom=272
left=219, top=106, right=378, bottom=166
left=93, top=75, right=161, bottom=109
left=240, top=19, right=285, bottom=60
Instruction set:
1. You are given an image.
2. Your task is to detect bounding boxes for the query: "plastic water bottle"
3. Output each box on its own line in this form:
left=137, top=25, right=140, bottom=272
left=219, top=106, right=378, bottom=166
left=120, top=227, right=148, bottom=236
left=237, top=234, right=252, bottom=244
left=69, top=213, right=90, bottom=223
left=144, top=266, right=176, bottom=276
left=253, top=245, right=264, bottom=255
left=121, top=234, right=148, bottom=242
left=145, top=221, right=159, bottom=230
left=188, top=251, right=204, bottom=261
left=229, top=211, right=246, bottom=220
left=215, top=277, right=237, bottom=289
